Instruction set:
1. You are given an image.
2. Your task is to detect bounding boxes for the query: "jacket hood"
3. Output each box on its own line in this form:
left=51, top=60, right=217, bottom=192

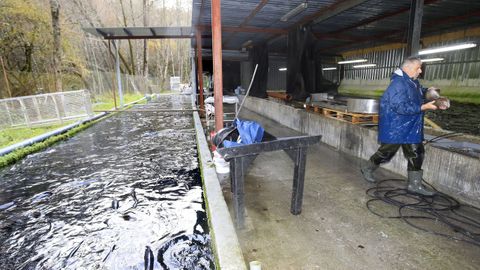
left=391, top=68, right=404, bottom=79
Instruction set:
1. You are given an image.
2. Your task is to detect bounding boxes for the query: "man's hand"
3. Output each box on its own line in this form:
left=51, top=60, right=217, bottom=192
left=421, top=100, right=438, bottom=111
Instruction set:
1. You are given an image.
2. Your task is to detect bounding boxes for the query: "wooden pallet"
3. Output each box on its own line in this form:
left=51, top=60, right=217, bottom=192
left=305, top=104, right=322, bottom=113
left=322, top=108, right=378, bottom=124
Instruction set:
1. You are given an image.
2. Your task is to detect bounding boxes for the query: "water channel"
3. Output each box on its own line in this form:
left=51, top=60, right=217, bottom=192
left=0, top=95, right=214, bottom=269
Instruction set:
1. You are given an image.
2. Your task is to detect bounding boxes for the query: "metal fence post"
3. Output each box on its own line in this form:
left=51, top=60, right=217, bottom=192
left=3, top=102, right=14, bottom=126
left=19, top=98, right=31, bottom=128
left=83, top=90, right=93, bottom=116
left=32, top=96, right=42, bottom=123
left=51, top=94, right=63, bottom=124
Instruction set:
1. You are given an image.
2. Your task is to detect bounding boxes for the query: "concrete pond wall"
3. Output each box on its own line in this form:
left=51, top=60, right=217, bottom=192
left=242, top=96, right=480, bottom=208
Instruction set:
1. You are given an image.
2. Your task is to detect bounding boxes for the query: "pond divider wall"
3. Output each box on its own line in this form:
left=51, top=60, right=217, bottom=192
left=241, top=96, right=480, bottom=208
left=192, top=102, right=247, bottom=269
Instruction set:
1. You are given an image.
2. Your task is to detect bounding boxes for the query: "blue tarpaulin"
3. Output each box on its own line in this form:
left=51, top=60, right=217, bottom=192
left=223, top=119, right=264, bottom=148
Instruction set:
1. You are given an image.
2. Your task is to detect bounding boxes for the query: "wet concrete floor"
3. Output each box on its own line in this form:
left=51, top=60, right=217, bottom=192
left=222, top=109, right=480, bottom=270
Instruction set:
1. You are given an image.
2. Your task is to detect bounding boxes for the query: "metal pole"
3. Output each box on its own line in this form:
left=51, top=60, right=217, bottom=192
left=108, top=41, right=117, bottom=109
left=190, top=50, right=197, bottom=105
left=114, top=40, right=124, bottom=108
left=196, top=29, right=205, bottom=114
left=235, top=64, right=258, bottom=119
left=211, top=0, right=224, bottom=131
left=406, top=0, right=424, bottom=56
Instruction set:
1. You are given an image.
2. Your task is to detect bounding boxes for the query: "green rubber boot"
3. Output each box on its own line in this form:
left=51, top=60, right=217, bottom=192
left=360, top=160, right=379, bottom=183
left=407, top=170, right=436, bottom=196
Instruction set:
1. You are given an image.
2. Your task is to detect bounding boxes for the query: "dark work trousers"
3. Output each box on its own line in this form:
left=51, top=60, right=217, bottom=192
left=369, top=143, right=424, bottom=171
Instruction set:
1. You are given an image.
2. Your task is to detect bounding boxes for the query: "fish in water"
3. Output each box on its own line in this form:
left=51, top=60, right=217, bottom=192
left=30, top=191, right=53, bottom=203
left=112, top=199, right=120, bottom=210
left=103, top=245, right=117, bottom=262
left=0, top=201, right=15, bottom=210
left=144, top=246, right=154, bottom=270
left=131, top=189, right=138, bottom=208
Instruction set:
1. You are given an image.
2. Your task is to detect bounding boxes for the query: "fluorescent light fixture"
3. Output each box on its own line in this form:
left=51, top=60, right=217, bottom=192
left=279, top=67, right=287, bottom=71
left=280, top=2, right=308, bottom=22
left=353, top=64, right=377, bottom=68
left=322, top=67, right=337, bottom=71
left=419, top=43, right=476, bottom=55
left=421, top=58, right=444, bottom=63
left=337, top=59, right=367, bottom=64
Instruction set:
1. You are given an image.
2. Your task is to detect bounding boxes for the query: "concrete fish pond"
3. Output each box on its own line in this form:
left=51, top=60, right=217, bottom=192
left=0, top=95, right=215, bottom=269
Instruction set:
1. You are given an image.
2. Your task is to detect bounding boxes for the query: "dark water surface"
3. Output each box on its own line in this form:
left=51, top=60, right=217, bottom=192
left=0, top=95, right=214, bottom=269
left=425, top=101, right=480, bottom=136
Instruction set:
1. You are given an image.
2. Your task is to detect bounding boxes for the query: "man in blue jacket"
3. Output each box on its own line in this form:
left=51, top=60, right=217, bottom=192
left=361, top=57, right=438, bottom=196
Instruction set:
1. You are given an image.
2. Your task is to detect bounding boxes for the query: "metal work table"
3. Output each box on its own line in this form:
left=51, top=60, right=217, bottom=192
left=217, top=134, right=322, bottom=228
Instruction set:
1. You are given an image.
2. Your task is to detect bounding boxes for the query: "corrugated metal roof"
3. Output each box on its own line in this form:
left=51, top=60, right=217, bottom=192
left=83, top=27, right=194, bottom=39
left=192, top=0, right=480, bottom=55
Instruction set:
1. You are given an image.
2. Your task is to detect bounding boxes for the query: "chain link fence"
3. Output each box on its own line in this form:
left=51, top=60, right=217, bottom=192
left=0, top=90, right=93, bottom=128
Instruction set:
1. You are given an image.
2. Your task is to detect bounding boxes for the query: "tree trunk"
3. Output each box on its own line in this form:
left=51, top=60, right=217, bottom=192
left=119, top=0, right=136, bottom=75
left=49, top=0, right=62, bottom=92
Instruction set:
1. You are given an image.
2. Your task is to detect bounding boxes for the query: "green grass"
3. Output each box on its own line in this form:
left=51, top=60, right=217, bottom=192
left=0, top=92, right=149, bottom=168
left=0, top=122, right=75, bottom=149
left=92, top=92, right=146, bottom=111
left=0, top=117, right=107, bottom=168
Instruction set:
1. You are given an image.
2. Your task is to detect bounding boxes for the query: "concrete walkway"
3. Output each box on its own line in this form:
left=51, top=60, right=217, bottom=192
left=221, top=109, right=480, bottom=270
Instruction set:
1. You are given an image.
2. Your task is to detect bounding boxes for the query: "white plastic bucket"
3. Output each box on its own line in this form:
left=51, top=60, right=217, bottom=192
left=213, top=151, right=230, bottom=174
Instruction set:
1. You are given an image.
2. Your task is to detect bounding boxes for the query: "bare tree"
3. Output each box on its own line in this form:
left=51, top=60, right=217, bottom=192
left=119, top=0, right=136, bottom=75
left=49, top=0, right=62, bottom=91
left=142, top=0, right=149, bottom=80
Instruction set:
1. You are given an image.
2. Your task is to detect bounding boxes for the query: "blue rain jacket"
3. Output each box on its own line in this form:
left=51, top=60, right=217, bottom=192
left=378, top=69, right=427, bottom=144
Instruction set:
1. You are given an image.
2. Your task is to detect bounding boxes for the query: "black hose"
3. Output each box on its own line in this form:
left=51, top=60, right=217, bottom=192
left=366, top=178, right=480, bottom=247
left=424, top=132, right=463, bottom=145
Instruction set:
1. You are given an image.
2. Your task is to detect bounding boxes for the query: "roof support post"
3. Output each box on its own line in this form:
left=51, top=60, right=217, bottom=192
left=211, top=0, right=224, bottom=131
left=114, top=40, right=124, bottom=107
left=406, top=0, right=424, bottom=56
left=196, top=30, right=205, bottom=114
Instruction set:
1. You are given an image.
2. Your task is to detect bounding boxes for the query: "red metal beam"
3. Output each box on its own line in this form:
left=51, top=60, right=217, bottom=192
left=196, top=30, right=205, bottom=115
left=198, top=25, right=287, bottom=34
left=314, top=33, right=361, bottom=41
left=211, top=0, right=224, bottom=131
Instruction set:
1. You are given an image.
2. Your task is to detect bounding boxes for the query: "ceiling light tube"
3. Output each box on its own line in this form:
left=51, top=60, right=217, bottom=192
left=419, top=43, right=476, bottom=55
left=353, top=64, right=377, bottom=68
left=322, top=67, right=337, bottom=71
left=337, top=59, right=367, bottom=64
left=279, top=67, right=287, bottom=71
left=421, top=58, right=444, bottom=63
left=280, top=2, right=308, bottom=22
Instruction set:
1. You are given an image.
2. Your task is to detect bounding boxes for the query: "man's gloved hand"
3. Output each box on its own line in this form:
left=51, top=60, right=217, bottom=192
left=426, top=87, right=441, bottom=101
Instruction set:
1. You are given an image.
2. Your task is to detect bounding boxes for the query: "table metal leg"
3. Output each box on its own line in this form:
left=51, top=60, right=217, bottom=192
left=291, top=147, right=307, bottom=215
left=232, top=157, right=245, bottom=228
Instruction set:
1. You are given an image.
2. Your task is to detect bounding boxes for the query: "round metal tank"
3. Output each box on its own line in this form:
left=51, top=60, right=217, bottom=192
left=346, top=98, right=379, bottom=113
